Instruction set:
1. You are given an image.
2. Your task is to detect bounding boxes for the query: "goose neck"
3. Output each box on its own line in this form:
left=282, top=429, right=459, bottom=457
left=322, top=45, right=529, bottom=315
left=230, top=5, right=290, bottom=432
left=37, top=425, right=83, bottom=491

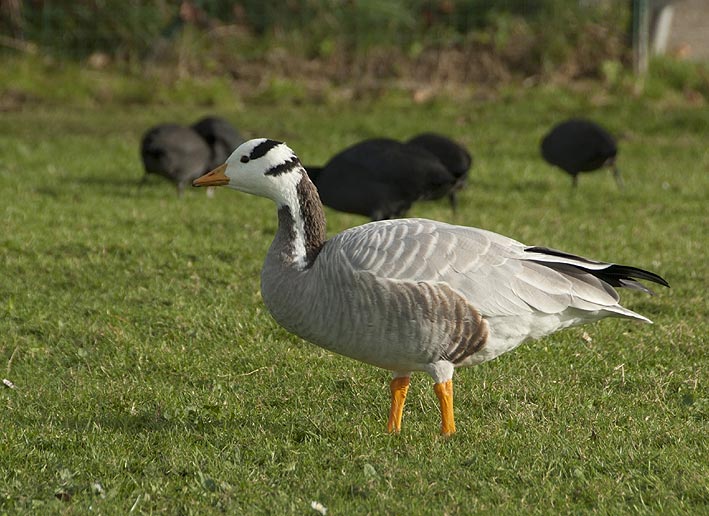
left=272, top=174, right=326, bottom=270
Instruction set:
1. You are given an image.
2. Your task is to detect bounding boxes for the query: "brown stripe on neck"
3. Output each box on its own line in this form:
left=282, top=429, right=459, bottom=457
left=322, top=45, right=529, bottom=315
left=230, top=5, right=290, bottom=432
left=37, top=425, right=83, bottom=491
left=276, top=205, right=298, bottom=259
left=296, top=172, right=326, bottom=266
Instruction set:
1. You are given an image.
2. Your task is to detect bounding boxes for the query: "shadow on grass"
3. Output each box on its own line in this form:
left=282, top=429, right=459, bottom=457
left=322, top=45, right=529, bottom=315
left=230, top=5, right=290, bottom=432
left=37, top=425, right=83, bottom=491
left=74, top=176, right=142, bottom=189
left=78, top=407, right=227, bottom=434
left=72, top=175, right=176, bottom=198
left=472, top=177, right=552, bottom=193
left=32, top=182, right=141, bottom=200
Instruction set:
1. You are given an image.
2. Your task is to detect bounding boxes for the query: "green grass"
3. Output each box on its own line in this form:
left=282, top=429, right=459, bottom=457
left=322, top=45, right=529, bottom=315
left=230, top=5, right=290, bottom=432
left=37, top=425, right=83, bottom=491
left=0, top=82, right=707, bottom=514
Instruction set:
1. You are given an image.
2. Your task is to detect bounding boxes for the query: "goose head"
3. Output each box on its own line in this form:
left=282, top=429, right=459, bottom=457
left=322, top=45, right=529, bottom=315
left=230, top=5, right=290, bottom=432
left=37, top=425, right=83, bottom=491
left=193, top=138, right=304, bottom=206
left=194, top=138, right=327, bottom=269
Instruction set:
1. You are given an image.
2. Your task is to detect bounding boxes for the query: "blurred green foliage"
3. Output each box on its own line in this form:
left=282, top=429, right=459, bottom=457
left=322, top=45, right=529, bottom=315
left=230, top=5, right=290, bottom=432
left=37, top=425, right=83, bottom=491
left=5, top=1, right=708, bottom=101
left=646, top=55, right=709, bottom=99
left=8, top=0, right=629, bottom=70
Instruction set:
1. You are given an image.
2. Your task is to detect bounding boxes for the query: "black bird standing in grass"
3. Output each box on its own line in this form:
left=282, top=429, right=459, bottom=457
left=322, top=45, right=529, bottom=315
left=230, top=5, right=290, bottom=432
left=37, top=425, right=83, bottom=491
left=305, top=138, right=456, bottom=221
left=140, top=117, right=244, bottom=197
left=406, top=132, right=472, bottom=211
left=305, top=134, right=470, bottom=221
left=191, top=116, right=245, bottom=171
left=541, top=118, right=623, bottom=189
left=140, top=124, right=211, bottom=196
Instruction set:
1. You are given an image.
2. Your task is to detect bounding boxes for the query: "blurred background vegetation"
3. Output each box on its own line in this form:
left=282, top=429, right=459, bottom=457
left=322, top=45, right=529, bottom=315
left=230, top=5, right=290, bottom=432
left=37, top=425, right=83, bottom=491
left=0, top=0, right=707, bottom=106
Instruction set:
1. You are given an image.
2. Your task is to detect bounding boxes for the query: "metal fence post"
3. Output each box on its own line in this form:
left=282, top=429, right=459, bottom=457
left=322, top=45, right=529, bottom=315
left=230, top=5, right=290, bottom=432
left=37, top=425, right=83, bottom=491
left=633, top=0, right=651, bottom=75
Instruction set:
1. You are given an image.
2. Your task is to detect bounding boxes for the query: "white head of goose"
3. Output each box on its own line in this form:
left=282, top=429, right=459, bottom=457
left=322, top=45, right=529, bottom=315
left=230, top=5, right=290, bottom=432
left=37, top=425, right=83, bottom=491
left=194, top=138, right=669, bottom=436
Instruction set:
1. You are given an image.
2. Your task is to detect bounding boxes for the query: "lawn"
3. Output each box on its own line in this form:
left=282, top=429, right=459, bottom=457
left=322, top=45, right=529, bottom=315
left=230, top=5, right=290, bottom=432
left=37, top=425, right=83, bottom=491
left=0, top=79, right=707, bottom=514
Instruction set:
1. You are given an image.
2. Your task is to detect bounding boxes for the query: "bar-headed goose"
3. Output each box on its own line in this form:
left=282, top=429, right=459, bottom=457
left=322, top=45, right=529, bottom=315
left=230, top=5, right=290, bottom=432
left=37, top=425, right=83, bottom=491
left=194, top=138, right=668, bottom=435
left=541, top=118, right=622, bottom=189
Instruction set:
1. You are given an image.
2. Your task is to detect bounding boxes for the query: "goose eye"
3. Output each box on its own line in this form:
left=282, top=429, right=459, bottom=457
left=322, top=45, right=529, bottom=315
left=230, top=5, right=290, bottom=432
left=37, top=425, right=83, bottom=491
left=240, top=156, right=250, bottom=163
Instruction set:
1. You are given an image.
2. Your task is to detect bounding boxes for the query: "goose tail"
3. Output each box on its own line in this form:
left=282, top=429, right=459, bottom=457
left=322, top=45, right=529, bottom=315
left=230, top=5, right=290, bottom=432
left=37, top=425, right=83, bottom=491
left=588, top=263, right=670, bottom=295
left=525, top=246, right=669, bottom=294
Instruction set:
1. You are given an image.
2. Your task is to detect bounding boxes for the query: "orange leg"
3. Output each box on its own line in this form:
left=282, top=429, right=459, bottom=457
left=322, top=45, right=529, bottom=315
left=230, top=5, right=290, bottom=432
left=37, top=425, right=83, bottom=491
left=434, top=379, right=456, bottom=436
left=387, top=376, right=410, bottom=433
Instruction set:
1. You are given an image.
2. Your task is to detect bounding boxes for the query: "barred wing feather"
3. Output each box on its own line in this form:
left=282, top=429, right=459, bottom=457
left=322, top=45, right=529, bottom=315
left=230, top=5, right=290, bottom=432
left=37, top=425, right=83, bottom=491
left=329, top=218, right=651, bottom=321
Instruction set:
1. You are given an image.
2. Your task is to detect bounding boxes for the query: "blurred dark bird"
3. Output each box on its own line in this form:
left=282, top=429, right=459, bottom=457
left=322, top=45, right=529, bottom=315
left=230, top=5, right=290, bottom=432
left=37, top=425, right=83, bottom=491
left=305, top=137, right=457, bottom=221
left=406, top=132, right=472, bottom=211
left=191, top=116, right=245, bottom=170
left=541, top=118, right=623, bottom=189
left=140, top=124, right=211, bottom=196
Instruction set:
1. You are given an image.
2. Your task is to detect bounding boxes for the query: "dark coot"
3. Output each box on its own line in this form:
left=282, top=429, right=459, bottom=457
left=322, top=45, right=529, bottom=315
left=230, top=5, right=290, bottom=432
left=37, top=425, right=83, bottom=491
left=140, top=124, right=211, bottom=196
left=191, top=116, right=245, bottom=170
left=541, top=118, right=622, bottom=188
left=406, top=132, right=472, bottom=210
left=305, top=138, right=456, bottom=221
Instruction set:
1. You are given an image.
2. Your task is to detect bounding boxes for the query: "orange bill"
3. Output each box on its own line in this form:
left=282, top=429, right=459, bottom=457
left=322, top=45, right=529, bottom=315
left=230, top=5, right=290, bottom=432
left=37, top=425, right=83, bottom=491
left=193, top=163, right=229, bottom=187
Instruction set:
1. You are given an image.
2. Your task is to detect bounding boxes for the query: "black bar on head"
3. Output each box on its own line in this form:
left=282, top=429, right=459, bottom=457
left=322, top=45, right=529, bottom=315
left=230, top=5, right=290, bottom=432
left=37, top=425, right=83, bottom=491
left=265, top=156, right=301, bottom=177
left=250, top=139, right=283, bottom=160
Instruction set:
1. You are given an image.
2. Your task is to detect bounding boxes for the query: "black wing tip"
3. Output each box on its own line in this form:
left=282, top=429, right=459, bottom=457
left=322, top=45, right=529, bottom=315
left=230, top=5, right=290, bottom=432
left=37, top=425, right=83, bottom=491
left=525, top=246, right=670, bottom=289
left=524, top=246, right=602, bottom=265
left=606, top=264, right=670, bottom=289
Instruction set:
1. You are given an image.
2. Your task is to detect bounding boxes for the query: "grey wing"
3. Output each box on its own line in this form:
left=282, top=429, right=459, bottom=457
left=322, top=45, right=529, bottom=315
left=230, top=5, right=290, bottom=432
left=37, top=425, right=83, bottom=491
left=327, top=218, right=635, bottom=319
